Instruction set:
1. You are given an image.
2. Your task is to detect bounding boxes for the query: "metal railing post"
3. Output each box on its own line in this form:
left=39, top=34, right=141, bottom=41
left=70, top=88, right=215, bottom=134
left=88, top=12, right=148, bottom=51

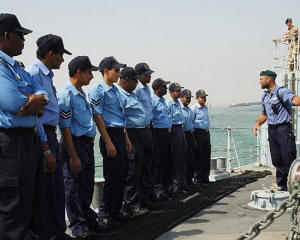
left=226, top=127, right=234, bottom=172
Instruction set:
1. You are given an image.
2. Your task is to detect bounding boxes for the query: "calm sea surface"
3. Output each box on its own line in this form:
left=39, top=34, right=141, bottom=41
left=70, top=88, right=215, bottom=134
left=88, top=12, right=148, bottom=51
left=94, top=105, right=261, bottom=178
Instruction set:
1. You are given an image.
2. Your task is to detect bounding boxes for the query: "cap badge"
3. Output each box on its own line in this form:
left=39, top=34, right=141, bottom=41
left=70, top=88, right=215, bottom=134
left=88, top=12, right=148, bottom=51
left=144, top=64, right=150, bottom=70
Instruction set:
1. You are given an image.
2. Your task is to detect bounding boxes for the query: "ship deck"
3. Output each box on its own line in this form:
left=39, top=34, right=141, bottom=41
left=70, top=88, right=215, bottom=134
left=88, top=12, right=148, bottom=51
left=157, top=165, right=289, bottom=240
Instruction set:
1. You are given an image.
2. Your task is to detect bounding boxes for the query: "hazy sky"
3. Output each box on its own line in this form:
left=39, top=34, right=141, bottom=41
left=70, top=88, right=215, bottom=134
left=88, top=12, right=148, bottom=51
left=2, top=0, right=300, bottom=106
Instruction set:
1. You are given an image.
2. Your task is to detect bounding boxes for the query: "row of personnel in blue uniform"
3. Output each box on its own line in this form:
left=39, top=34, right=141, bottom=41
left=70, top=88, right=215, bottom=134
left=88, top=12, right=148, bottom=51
left=0, top=13, right=212, bottom=240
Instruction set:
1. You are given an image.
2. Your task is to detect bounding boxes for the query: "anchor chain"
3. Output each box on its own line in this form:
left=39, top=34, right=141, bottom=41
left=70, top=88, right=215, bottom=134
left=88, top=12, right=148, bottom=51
left=236, top=190, right=300, bottom=240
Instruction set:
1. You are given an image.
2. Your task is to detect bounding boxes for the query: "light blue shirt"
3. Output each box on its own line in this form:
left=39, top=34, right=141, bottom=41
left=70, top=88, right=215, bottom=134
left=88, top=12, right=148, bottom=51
left=180, top=102, right=194, bottom=131
left=151, top=94, right=172, bottom=128
left=27, top=59, right=59, bottom=142
left=0, top=50, right=47, bottom=128
left=134, top=81, right=152, bottom=124
left=193, top=104, right=210, bottom=130
left=118, top=86, right=149, bottom=128
left=168, top=99, right=184, bottom=125
left=58, top=81, right=96, bottom=138
left=89, top=79, right=125, bottom=128
left=262, top=84, right=294, bottom=125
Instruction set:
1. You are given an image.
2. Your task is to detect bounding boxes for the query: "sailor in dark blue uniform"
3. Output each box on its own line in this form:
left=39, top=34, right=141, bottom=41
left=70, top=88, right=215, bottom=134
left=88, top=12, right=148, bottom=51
left=193, top=89, right=211, bottom=184
left=253, top=70, right=300, bottom=191
left=118, top=67, right=151, bottom=216
left=168, top=82, right=188, bottom=193
left=26, top=34, right=72, bottom=240
left=180, top=89, right=196, bottom=186
left=0, top=13, right=49, bottom=240
left=151, top=78, right=173, bottom=199
left=58, top=56, right=99, bottom=238
left=134, top=62, right=155, bottom=206
left=89, top=57, right=130, bottom=229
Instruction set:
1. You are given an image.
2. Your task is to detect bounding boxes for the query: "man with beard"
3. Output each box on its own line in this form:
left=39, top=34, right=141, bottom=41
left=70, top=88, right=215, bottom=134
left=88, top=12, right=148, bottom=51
left=0, top=13, right=49, bottom=240
left=253, top=70, right=300, bottom=191
left=26, top=34, right=72, bottom=240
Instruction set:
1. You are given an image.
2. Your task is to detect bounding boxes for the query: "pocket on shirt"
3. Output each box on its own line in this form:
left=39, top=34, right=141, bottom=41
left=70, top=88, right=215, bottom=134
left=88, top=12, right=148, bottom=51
left=17, top=79, right=33, bottom=95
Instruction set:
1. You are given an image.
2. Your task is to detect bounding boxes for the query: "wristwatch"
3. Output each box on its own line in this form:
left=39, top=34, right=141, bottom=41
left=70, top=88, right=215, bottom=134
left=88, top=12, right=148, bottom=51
left=43, top=150, right=51, bottom=156
left=43, top=94, right=49, bottom=104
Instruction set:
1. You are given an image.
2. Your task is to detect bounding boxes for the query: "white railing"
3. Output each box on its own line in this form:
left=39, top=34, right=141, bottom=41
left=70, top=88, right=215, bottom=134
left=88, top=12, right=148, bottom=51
left=210, top=126, right=272, bottom=172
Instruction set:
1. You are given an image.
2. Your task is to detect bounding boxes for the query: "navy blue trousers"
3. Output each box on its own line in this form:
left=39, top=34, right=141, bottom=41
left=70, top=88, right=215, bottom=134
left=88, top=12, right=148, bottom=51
left=42, top=128, right=66, bottom=240
left=124, top=128, right=153, bottom=209
left=0, top=129, right=39, bottom=240
left=152, top=128, right=172, bottom=193
left=268, top=123, right=297, bottom=190
left=63, top=136, right=98, bottom=235
left=185, top=131, right=196, bottom=185
left=194, top=129, right=211, bottom=183
left=170, top=126, right=187, bottom=191
left=98, top=128, right=127, bottom=219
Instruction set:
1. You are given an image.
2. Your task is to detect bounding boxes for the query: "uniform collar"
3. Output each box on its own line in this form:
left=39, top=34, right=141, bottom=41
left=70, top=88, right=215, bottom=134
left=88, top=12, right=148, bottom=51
left=267, top=84, right=279, bottom=96
left=170, top=98, right=179, bottom=105
left=153, top=93, right=164, bottom=101
left=197, top=103, right=206, bottom=109
left=67, top=80, right=85, bottom=97
left=118, top=85, right=133, bottom=96
left=35, top=59, right=53, bottom=77
left=138, top=81, right=149, bottom=89
left=100, top=78, right=116, bottom=91
left=0, top=50, right=16, bottom=66
left=180, top=100, right=189, bottom=110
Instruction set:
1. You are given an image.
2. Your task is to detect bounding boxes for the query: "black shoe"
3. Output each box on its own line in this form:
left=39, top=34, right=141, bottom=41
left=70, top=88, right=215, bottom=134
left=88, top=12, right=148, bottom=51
left=118, top=206, right=133, bottom=220
left=70, top=231, right=93, bottom=239
left=98, top=217, right=123, bottom=229
left=130, top=207, right=149, bottom=216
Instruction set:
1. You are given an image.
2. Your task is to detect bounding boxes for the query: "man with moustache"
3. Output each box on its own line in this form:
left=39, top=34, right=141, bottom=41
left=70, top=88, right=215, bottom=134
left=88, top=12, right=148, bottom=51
left=193, top=89, right=211, bottom=185
left=58, top=56, right=100, bottom=238
left=118, top=67, right=151, bottom=216
left=151, top=78, right=173, bottom=200
left=89, top=57, right=131, bottom=228
left=253, top=70, right=300, bottom=191
left=0, top=13, right=49, bottom=240
left=180, top=89, right=196, bottom=186
left=168, top=82, right=189, bottom=193
left=26, top=34, right=72, bottom=240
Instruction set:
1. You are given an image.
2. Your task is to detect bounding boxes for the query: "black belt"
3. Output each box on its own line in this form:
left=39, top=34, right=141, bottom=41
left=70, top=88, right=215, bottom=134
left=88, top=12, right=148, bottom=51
left=0, top=127, right=35, bottom=134
left=43, top=124, right=57, bottom=132
left=195, top=128, right=209, bottom=133
left=128, top=125, right=151, bottom=130
left=153, top=128, right=171, bottom=132
left=172, top=124, right=183, bottom=128
left=268, top=122, right=291, bottom=128
left=72, top=135, right=94, bottom=141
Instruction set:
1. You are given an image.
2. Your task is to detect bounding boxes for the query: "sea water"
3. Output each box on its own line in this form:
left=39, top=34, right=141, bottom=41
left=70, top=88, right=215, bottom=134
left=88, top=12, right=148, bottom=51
left=94, top=105, right=261, bottom=178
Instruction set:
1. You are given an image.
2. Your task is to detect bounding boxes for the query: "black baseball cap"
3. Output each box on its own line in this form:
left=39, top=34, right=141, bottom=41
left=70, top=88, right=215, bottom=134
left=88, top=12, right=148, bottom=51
left=152, top=78, right=170, bottom=90
left=169, top=82, right=183, bottom=91
left=135, top=62, right=154, bottom=76
left=37, top=34, right=72, bottom=55
left=120, top=67, right=138, bottom=80
left=181, top=89, right=193, bottom=98
left=196, top=90, right=208, bottom=98
left=99, top=56, right=126, bottom=72
left=0, top=13, right=32, bottom=35
left=68, top=56, right=99, bottom=73
left=286, top=18, right=292, bottom=24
